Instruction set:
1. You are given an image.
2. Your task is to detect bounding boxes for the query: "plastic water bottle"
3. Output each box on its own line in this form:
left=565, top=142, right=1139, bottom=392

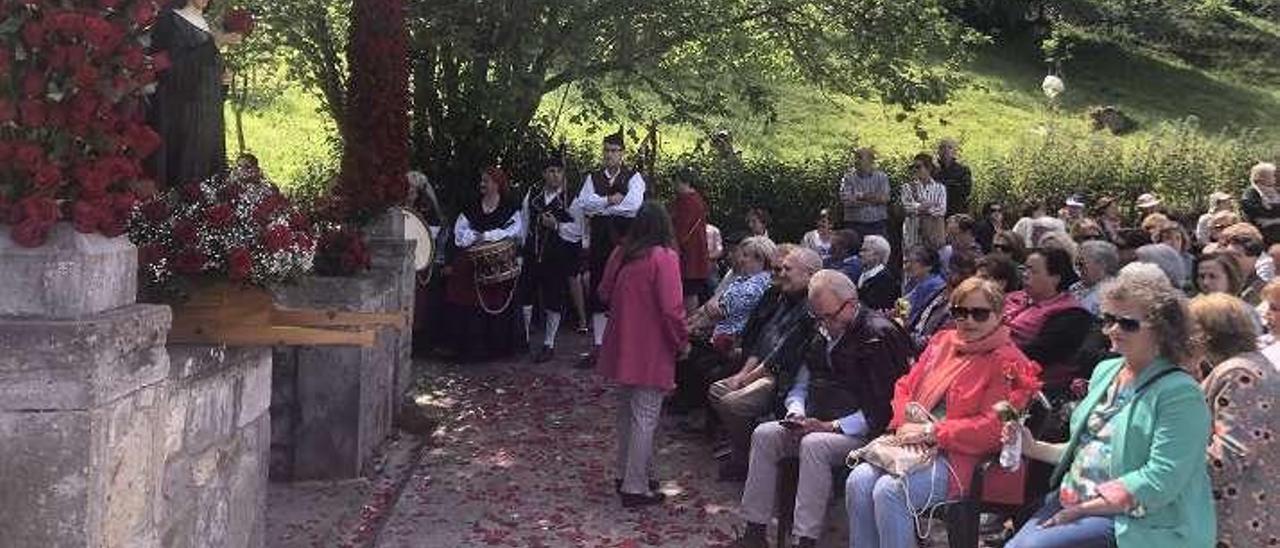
left=1000, top=423, right=1022, bottom=471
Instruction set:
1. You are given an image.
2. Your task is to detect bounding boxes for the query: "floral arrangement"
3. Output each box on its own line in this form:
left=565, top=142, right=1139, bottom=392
left=128, top=159, right=316, bottom=295
left=0, top=0, right=167, bottom=247
left=312, top=223, right=372, bottom=277
left=220, top=8, right=254, bottom=36
left=332, top=0, right=408, bottom=223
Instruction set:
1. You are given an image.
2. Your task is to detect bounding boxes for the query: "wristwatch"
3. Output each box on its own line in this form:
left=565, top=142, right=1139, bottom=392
left=831, top=420, right=842, bottom=434
left=923, top=423, right=935, bottom=439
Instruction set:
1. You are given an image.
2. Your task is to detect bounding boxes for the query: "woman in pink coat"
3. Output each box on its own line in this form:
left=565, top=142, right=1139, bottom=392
left=598, top=202, right=690, bottom=508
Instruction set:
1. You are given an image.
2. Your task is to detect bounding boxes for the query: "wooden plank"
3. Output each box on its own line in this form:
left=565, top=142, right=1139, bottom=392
left=167, top=325, right=378, bottom=347
left=271, top=308, right=406, bottom=329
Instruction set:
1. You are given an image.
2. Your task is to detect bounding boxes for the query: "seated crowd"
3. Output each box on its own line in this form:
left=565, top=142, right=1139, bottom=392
left=614, top=148, right=1279, bottom=548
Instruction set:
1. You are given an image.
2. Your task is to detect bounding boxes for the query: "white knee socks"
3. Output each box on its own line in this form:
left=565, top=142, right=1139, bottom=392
left=593, top=313, right=608, bottom=347
left=522, top=305, right=533, bottom=344
left=544, top=311, right=561, bottom=348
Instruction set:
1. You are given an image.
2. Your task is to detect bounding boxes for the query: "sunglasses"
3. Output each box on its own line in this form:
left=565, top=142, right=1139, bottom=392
left=1100, top=313, right=1143, bottom=333
left=950, top=306, right=994, bottom=322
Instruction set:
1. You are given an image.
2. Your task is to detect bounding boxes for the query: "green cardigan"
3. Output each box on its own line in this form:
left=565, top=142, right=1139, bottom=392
left=1050, top=356, right=1216, bottom=547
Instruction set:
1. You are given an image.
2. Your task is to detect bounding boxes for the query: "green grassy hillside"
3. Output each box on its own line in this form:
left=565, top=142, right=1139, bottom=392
left=230, top=34, right=1280, bottom=189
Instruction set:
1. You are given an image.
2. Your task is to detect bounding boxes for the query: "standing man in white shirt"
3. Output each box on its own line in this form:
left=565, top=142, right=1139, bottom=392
left=574, top=130, right=646, bottom=368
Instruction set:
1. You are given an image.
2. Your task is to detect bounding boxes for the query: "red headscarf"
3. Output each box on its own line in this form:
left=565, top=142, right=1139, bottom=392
left=484, top=166, right=509, bottom=196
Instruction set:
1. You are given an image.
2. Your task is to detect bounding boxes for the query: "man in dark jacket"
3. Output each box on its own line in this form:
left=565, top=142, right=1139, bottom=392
left=732, top=270, right=912, bottom=548
left=709, top=247, right=822, bottom=480
left=936, top=139, right=972, bottom=217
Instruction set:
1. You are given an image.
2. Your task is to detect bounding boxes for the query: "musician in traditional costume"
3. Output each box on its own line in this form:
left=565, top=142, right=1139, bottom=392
left=574, top=131, right=647, bottom=368
left=444, top=166, right=525, bottom=361
left=519, top=156, right=583, bottom=363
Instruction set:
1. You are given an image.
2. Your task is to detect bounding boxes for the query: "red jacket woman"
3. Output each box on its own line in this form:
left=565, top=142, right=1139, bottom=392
left=847, top=277, right=1042, bottom=548
left=669, top=171, right=709, bottom=283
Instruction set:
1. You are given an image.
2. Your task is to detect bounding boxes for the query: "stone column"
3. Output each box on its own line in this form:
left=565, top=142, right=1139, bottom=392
left=0, top=225, right=171, bottom=547
left=267, top=209, right=414, bottom=481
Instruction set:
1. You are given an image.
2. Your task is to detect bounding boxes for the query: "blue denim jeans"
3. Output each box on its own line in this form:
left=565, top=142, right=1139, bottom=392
left=845, top=455, right=952, bottom=548
left=1005, top=493, right=1116, bottom=548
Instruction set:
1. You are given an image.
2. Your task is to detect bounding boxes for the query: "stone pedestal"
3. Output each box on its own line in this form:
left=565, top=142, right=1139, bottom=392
left=0, top=225, right=171, bottom=547
left=160, top=346, right=271, bottom=548
left=366, top=209, right=417, bottom=409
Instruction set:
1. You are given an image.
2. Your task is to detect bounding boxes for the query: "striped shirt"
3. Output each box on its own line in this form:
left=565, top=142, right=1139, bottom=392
left=839, top=170, right=890, bottom=223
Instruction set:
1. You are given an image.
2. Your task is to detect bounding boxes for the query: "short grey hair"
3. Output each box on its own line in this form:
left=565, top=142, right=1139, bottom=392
left=787, top=247, right=824, bottom=275
left=862, top=235, right=891, bottom=263
left=1100, top=262, right=1194, bottom=366
left=1037, top=231, right=1077, bottom=258
left=1251, top=162, right=1276, bottom=184
left=809, top=269, right=858, bottom=302
left=1079, top=240, right=1121, bottom=276
left=1135, top=244, right=1188, bottom=289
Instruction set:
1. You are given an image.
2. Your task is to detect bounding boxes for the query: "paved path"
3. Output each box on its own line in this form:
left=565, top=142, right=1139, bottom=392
left=368, top=334, right=958, bottom=547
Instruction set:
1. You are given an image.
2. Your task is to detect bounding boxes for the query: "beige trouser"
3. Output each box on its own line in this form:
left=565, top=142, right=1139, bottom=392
left=740, top=421, right=865, bottom=540
left=616, top=386, right=665, bottom=494
left=709, top=376, right=777, bottom=468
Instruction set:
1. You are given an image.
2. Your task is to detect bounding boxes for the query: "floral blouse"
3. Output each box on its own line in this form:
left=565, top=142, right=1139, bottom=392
left=1059, top=380, right=1122, bottom=507
left=1203, top=350, right=1280, bottom=548
left=712, top=270, right=772, bottom=338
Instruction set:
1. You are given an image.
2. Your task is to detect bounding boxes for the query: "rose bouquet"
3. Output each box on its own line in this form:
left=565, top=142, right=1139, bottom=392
left=0, top=0, right=167, bottom=247
left=312, top=223, right=371, bottom=277
left=128, top=160, right=316, bottom=298
left=220, top=8, right=254, bottom=36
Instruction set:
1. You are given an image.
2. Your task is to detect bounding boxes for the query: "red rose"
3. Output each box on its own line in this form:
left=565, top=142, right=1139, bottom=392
left=222, top=9, right=255, bottom=36
left=19, top=100, right=47, bottom=128
left=149, top=52, right=171, bottom=72
left=264, top=225, right=292, bottom=252
left=22, top=71, right=46, bottom=99
left=140, top=199, right=169, bottom=222
left=33, top=164, right=62, bottom=189
left=72, top=200, right=102, bottom=233
left=21, top=20, right=45, bottom=49
left=173, top=219, right=198, bottom=244
left=131, top=0, right=158, bottom=28
left=10, top=220, right=52, bottom=248
left=0, top=100, right=15, bottom=123
left=123, top=124, right=161, bottom=158
left=73, top=64, right=99, bottom=89
left=75, top=165, right=110, bottom=196
left=120, top=46, right=145, bottom=71
left=294, top=233, right=315, bottom=252
left=19, top=196, right=60, bottom=225
left=98, top=212, right=127, bottom=237
left=205, top=204, right=234, bottom=228
left=180, top=183, right=204, bottom=202
left=252, top=193, right=284, bottom=222
left=173, top=250, right=208, bottom=274
left=226, top=247, right=253, bottom=281
left=219, top=183, right=243, bottom=202
left=139, top=243, right=167, bottom=266
left=14, top=144, right=45, bottom=173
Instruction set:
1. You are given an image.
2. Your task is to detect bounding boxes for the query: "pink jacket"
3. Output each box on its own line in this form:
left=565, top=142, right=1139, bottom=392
left=597, top=246, right=689, bottom=390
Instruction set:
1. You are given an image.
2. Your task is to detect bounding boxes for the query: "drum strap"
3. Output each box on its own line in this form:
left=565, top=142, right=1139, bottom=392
left=474, top=276, right=518, bottom=316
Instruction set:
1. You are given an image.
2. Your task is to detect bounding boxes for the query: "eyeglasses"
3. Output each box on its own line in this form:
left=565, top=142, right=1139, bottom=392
left=949, top=306, right=994, bottom=322
left=1100, top=313, right=1143, bottom=333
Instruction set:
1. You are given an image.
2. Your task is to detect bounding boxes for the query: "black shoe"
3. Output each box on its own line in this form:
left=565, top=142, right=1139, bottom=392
left=717, top=461, right=748, bottom=482
left=574, top=347, right=598, bottom=370
left=614, top=479, right=660, bottom=493
left=730, top=523, right=768, bottom=548
left=794, top=537, right=817, bottom=548
left=532, top=345, right=553, bottom=363
left=620, top=491, right=665, bottom=509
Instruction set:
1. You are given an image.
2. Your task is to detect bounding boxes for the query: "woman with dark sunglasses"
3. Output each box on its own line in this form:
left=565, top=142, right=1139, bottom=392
left=1005, top=263, right=1214, bottom=548
left=846, top=277, right=1042, bottom=548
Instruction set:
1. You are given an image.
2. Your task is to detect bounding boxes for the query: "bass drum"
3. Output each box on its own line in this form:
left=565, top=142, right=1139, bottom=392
left=401, top=207, right=436, bottom=275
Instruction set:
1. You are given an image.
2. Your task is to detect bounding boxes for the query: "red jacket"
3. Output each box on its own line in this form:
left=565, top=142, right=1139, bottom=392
left=889, top=329, right=1043, bottom=504
left=669, top=191, right=709, bottom=281
left=597, top=246, right=689, bottom=390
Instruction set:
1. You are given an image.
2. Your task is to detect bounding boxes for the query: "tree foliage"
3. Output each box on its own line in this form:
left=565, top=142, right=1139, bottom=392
left=408, top=0, right=985, bottom=208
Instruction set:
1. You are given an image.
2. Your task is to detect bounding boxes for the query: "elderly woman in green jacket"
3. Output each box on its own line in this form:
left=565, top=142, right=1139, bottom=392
left=1005, top=262, right=1215, bottom=548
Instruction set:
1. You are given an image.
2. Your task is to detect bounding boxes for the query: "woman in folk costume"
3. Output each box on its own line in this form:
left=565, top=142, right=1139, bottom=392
left=444, top=166, right=525, bottom=362
left=148, top=0, right=244, bottom=188
left=901, top=153, right=948, bottom=252
left=597, top=202, right=689, bottom=508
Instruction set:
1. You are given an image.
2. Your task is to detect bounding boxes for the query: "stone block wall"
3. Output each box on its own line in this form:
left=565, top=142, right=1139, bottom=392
left=160, top=346, right=271, bottom=548
left=269, top=209, right=415, bottom=481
